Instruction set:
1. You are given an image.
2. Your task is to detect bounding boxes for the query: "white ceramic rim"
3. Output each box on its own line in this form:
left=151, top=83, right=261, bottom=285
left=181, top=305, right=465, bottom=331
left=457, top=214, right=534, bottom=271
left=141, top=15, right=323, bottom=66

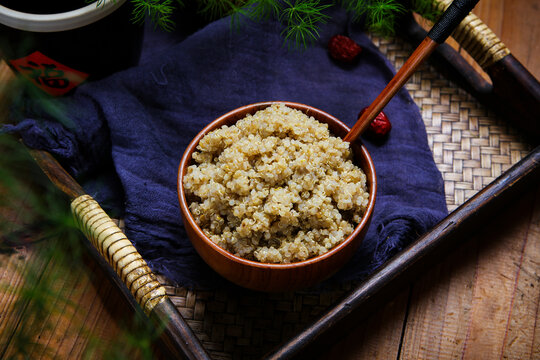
left=0, top=0, right=127, bottom=32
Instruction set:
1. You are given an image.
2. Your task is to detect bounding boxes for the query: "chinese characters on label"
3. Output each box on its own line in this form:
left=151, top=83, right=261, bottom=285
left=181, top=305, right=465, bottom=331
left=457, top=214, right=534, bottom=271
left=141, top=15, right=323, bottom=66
left=10, top=51, right=89, bottom=96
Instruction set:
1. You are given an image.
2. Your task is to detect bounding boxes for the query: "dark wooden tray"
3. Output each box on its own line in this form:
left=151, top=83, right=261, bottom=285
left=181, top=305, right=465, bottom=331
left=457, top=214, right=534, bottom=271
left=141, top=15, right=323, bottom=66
left=11, top=1, right=540, bottom=359
left=265, top=6, right=540, bottom=358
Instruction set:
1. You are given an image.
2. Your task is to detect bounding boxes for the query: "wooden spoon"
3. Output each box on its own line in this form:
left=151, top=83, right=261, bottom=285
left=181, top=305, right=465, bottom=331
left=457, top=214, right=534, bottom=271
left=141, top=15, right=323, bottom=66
left=344, top=0, right=480, bottom=143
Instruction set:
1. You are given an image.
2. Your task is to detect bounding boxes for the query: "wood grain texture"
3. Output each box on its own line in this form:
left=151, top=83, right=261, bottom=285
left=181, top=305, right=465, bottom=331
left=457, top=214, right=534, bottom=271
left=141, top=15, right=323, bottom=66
left=0, top=230, right=141, bottom=359
left=0, top=79, right=158, bottom=358
left=24, top=147, right=209, bottom=358
left=272, top=145, right=539, bottom=359
left=321, top=1, right=540, bottom=358
left=476, top=0, right=540, bottom=81
left=320, top=179, right=540, bottom=360
left=320, top=289, right=409, bottom=359
left=398, top=187, right=540, bottom=360
left=0, top=0, right=538, bottom=359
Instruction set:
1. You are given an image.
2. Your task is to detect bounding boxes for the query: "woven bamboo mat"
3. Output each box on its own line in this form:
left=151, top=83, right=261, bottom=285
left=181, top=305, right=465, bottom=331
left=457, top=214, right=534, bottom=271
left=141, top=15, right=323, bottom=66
left=154, top=33, right=533, bottom=359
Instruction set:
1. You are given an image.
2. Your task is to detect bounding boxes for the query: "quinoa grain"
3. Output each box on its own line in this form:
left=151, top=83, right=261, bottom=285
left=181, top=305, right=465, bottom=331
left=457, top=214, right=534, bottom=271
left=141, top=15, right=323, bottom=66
left=183, top=104, right=369, bottom=263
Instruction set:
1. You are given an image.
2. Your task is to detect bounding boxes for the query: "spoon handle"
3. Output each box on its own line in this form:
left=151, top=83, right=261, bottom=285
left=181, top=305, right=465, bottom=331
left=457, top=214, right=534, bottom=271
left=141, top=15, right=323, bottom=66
left=344, top=0, right=480, bottom=143
left=427, top=0, right=480, bottom=44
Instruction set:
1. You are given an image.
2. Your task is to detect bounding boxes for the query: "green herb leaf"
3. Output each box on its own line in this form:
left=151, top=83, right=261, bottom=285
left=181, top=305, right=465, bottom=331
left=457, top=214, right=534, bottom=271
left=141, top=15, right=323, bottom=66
left=279, top=0, right=332, bottom=49
left=366, top=0, right=406, bottom=36
left=94, top=0, right=441, bottom=46
left=131, top=0, right=181, bottom=31
left=411, top=0, right=442, bottom=23
left=243, top=0, right=282, bottom=21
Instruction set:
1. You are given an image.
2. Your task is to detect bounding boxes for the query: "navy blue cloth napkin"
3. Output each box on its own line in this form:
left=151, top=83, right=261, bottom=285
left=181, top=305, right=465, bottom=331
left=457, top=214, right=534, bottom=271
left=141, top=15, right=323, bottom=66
left=5, top=8, right=447, bottom=288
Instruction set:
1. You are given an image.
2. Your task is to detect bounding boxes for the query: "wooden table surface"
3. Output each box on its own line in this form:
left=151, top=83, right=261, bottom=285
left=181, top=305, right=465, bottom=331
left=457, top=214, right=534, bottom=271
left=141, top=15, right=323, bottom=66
left=1, top=1, right=539, bottom=359
left=323, top=2, right=540, bottom=358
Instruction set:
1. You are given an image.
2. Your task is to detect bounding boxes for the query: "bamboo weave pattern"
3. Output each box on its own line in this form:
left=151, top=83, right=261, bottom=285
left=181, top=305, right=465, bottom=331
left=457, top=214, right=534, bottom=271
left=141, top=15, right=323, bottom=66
left=71, top=195, right=167, bottom=314
left=64, top=8, right=531, bottom=357
left=158, top=33, right=531, bottom=359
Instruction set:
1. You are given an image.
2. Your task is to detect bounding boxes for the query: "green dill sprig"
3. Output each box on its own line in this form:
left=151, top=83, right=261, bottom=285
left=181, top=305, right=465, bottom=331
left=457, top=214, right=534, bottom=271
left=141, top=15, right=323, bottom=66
left=96, top=0, right=441, bottom=47
left=198, top=0, right=241, bottom=21
left=366, top=0, right=406, bottom=35
left=411, top=0, right=441, bottom=23
left=87, top=0, right=107, bottom=6
left=339, top=0, right=367, bottom=20
left=199, top=0, right=231, bottom=20
left=279, top=0, right=333, bottom=49
left=131, top=0, right=183, bottom=31
left=241, top=0, right=282, bottom=21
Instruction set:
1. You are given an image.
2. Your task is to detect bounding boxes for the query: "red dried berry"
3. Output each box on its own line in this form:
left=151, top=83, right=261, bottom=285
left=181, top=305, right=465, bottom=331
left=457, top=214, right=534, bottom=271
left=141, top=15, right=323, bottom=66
left=358, top=107, right=392, bottom=138
left=328, top=34, right=362, bottom=63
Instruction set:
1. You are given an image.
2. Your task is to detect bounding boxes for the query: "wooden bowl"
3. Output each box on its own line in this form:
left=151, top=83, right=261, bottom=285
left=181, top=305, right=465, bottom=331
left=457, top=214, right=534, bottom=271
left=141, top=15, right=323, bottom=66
left=177, top=102, right=377, bottom=292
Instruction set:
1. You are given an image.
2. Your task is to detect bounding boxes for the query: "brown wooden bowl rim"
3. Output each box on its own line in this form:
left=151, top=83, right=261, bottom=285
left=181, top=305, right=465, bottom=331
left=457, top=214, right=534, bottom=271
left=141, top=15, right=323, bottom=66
left=177, top=101, right=377, bottom=270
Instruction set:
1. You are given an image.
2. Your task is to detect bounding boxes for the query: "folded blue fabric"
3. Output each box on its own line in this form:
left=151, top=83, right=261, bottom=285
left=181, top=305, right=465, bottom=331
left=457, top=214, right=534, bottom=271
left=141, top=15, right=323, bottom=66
left=5, top=8, right=447, bottom=288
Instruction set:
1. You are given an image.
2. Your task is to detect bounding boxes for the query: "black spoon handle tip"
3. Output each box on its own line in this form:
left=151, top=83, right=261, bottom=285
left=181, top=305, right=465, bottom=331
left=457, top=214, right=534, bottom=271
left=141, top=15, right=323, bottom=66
left=427, top=0, right=480, bottom=44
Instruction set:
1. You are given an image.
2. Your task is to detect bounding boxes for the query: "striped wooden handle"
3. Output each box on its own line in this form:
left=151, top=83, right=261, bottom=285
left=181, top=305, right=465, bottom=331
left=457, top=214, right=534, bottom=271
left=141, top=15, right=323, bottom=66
left=421, top=0, right=540, bottom=138
left=26, top=148, right=210, bottom=358
left=432, top=0, right=510, bottom=68
left=71, top=194, right=167, bottom=315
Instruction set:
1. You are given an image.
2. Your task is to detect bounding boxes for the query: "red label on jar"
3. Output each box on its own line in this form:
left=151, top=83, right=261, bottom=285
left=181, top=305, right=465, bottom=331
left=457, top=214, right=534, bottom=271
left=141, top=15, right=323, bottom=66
left=9, top=51, right=89, bottom=96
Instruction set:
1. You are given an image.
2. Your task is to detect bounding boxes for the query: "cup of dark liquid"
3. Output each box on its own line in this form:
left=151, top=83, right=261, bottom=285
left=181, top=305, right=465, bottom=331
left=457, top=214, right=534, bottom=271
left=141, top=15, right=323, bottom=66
left=0, top=0, right=143, bottom=96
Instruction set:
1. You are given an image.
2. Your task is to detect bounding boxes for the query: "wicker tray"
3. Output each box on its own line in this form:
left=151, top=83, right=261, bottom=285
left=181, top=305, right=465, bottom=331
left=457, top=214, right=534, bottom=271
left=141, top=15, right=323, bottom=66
left=20, top=1, right=539, bottom=359
left=152, top=30, right=533, bottom=360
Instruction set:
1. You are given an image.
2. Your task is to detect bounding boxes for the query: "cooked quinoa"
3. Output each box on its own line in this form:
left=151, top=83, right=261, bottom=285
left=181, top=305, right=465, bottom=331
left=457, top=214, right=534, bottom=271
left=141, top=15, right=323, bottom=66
left=183, top=103, right=369, bottom=263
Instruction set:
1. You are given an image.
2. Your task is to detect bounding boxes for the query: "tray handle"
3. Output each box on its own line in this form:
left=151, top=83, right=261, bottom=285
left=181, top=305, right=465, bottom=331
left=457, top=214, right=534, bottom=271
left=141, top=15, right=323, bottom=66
left=70, top=194, right=210, bottom=359
left=405, top=0, right=540, bottom=140
left=26, top=146, right=211, bottom=359
left=71, top=195, right=167, bottom=315
left=431, top=0, right=510, bottom=69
